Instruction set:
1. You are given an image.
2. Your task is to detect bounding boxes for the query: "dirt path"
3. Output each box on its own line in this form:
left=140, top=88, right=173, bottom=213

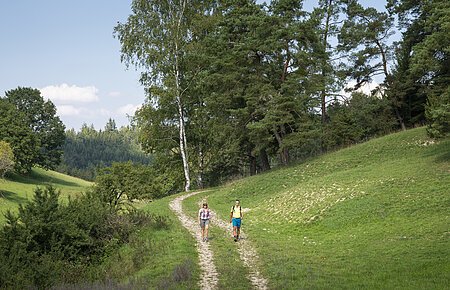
left=209, top=210, right=269, bottom=290
left=169, top=192, right=219, bottom=290
left=170, top=191, right=268, bottom=290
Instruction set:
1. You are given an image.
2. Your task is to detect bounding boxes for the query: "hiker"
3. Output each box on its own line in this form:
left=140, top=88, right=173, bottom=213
left=230, top=199, right=243, bottom=242
left=198, top=202, right=211, bottom=242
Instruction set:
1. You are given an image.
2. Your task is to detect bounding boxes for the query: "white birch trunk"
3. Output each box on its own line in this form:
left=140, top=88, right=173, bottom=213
left=174, top=0, right=191, bottom=192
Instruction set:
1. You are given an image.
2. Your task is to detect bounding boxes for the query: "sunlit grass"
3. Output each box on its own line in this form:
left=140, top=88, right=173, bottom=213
left=0, top=168, right=92, bottom=224
left=183, top=127, right=450, bottom=289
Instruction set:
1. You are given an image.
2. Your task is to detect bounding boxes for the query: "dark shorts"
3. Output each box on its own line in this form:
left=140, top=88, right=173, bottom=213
left=232, top=218, right=241, bottom=227
left=200, top=219, right=209, bottom=228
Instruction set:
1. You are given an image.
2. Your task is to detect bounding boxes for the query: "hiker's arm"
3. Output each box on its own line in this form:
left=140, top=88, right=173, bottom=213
left=230, top=211, right=233, bottom=223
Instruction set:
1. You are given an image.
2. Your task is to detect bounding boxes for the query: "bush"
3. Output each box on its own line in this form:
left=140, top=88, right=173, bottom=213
left=0, top=140, right=15, bottom=178
left=0, top=186, right=144, bottom=289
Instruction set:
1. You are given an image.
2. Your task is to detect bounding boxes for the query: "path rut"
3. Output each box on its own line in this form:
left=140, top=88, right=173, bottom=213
left=169, top=192, right=219, bottom=290
left=169, top=191, right=268, bottom=290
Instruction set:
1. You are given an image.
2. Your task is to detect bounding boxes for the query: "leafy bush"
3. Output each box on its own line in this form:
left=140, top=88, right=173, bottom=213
left=0, top=140, right=14, bottom=178
left=0, top=186, right=155, bottom=289
left=94, top=162, right=178, bottom=208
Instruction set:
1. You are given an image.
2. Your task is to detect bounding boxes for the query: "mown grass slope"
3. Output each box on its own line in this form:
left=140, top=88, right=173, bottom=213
left=0, top=168, right=92, bottom=224
left=184, top=127, right=450, bottom=289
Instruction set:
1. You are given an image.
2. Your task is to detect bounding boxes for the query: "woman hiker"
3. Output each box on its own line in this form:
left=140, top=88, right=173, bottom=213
left=230, top=199, right=243, bottom=242
left=198, top=202, right=211, bottom=242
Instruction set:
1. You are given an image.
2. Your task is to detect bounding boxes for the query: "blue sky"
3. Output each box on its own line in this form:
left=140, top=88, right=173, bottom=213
left=0, top=0, right=143, bottom=131
left=0, top=0, right=391, bottom=131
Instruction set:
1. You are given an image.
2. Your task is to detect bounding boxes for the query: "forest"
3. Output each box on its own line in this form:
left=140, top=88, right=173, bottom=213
left=56, top=119, right=151, bottom=181
left=0, top=0, right=448, bottom=288
left=114, top=0, right=449, bottom=192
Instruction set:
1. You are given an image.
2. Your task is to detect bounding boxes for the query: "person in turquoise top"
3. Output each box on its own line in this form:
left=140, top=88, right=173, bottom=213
left=229, top=199, right=243, bottom=242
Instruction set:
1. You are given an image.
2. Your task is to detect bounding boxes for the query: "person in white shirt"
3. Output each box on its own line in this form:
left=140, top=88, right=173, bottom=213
left=198, top=202, right=211, bottom=242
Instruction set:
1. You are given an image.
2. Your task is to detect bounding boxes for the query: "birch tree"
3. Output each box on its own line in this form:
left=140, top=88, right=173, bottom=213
left=115, top=0, right=199, bottom=191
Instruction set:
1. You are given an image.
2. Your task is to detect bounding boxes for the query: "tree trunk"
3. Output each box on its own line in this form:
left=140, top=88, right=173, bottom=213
left=259, top=148, right=270, bottom=172
left=173, top=0, right=190, bottom=192
left=249, top=148, right=257, bottom=176
left=273, top=125, right=289, bottom=165
left=197, top=145, right=204, bottom=189
left=321, top=0, right=333, bottom=124
left=394, top=105, right=407, bottom=131
left=175, top=43, right=191, bottom=192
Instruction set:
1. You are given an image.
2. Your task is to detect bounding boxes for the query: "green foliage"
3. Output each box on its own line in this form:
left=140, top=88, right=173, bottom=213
left=57, top=124, right=151, bottom=181
left=0, top=98, right=39, bottom=173
left=426, top=87, right=450, bottom=138
left=0, top=168, right=92, bottom=226
left=0, top=185, right=164, bottom=289
left=0, top=141, right=14, bottom=178
left=3, top=87, right=66, bottom=171
left=94, top=161, right=178, bottom=208
left=113, top=0, right=445, bottom=187
left=388, top=0, right=450, bottom=129
left=324, top=93, right=396, bottom=148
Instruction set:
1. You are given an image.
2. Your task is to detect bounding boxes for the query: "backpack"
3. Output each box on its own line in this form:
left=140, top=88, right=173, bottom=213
left=232, top=205, right=242, bottom=216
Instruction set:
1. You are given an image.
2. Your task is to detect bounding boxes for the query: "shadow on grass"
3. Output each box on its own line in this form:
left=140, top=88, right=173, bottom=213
left=6, top=170, right=81, bottom=188
left=421, top=139, right=450, bottom=164
left=0, top=190, right=28, bottom=204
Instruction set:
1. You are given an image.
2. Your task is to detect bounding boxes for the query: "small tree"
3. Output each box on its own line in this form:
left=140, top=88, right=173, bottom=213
left=0, top=141, right=14, bottom=178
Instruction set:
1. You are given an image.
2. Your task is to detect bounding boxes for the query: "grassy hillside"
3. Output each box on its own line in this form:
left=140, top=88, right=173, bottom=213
left=0, top=168, right=92, bottom=224
left=182, top=127, right=450, bottom=289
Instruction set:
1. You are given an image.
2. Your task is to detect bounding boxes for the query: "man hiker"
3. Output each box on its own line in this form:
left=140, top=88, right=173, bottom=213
left=230, top=199, right=243, bottom=242
left=198, top=202, right=211, bottom=242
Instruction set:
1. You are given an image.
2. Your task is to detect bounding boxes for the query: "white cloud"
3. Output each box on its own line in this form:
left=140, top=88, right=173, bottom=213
left=56, top=105, right=82, bottom=116
left=108, top=91, right=121, bottom=97
left=99, top=108, right=112, bottom=116
left=341, top=80, right=381, bottom=99
left=117, top=104, right=141, bottom=116
left=41, top=83, right=99, bottom=103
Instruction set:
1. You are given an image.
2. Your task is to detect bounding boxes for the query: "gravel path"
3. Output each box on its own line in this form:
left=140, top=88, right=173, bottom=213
left=169, top=192, right=219, bottom=290
left=208, top=208, right=269, bottom=290
left=169, top=191, right=268, bottom=290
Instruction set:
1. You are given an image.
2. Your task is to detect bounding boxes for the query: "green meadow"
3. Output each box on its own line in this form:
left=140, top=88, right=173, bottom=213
left=0, top=168, right=92, bottom=224
left=1, top=127, right=448, bottom=289
left=181, top=127, right=450, bottom=289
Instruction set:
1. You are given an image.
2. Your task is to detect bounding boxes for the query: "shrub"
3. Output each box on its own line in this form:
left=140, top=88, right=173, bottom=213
left=0, top=140, right=14, bottom=178
left=0, top=186, right=143, bottom=289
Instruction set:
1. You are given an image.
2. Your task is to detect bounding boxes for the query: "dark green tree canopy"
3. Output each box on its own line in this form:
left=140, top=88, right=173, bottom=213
left=3, top=87, right=65, bottom=171
left=0, top=98, right=39, bottom=173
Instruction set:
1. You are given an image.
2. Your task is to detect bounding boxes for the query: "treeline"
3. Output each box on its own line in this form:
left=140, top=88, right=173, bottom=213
left=115, top=0, right=449, bottom=191
left=56, top=119, right=152, bottom=181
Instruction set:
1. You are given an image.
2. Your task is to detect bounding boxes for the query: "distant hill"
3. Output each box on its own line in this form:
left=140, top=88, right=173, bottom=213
left=0, top=168, right=92, bottom=224
left=57, top=126, right=152, bottom=181
left=180, top=127, right=450, bottom=289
